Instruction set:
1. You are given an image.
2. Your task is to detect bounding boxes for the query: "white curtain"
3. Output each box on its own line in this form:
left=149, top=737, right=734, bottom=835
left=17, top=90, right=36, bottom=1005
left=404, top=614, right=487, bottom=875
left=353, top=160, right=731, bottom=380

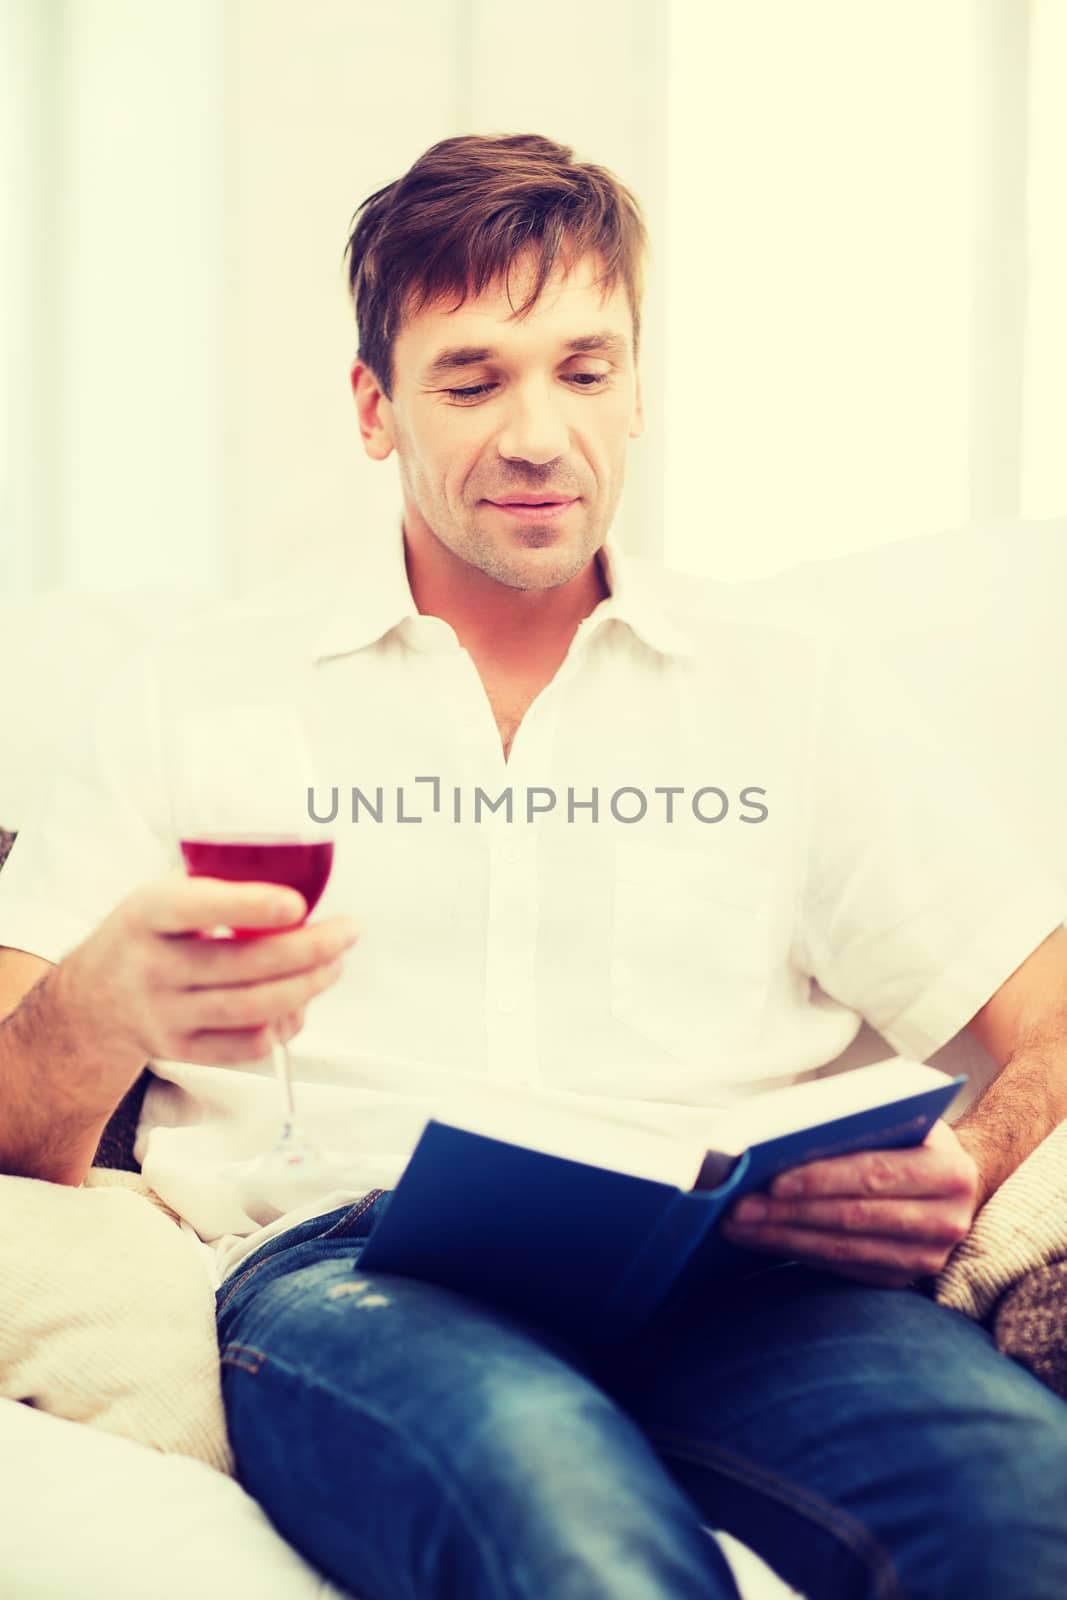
left=663, top=0, right=1066, bottom=580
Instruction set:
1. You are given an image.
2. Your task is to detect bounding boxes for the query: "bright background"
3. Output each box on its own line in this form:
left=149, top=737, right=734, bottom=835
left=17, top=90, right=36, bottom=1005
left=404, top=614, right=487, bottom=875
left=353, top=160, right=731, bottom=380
left=1, top=0, right=1064, bottom=597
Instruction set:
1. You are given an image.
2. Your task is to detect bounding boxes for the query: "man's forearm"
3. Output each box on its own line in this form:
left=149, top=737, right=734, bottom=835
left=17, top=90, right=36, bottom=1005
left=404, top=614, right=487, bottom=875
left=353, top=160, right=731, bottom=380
left=952, top=1029, right=1067, bottom=1210
left=0, top=962, right=144, bottom=1186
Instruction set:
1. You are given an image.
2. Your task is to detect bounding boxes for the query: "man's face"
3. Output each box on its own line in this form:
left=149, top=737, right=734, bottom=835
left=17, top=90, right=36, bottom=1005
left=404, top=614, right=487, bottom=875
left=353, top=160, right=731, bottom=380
left=354, top=249, right=644, bottom=591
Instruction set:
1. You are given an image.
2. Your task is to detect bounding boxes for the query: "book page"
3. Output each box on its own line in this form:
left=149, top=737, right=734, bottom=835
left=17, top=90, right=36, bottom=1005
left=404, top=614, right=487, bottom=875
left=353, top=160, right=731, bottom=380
left=415, top=1058, right=950, bottom=1187
left=705, top=1057, right=950, bottom=1154
left=430, top=1080, right=714, bottom=1188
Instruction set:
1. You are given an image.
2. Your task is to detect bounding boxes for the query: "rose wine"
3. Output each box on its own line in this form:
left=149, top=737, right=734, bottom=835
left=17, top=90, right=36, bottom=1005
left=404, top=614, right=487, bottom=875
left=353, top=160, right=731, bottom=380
left=180, top=835, right=334, bottom=936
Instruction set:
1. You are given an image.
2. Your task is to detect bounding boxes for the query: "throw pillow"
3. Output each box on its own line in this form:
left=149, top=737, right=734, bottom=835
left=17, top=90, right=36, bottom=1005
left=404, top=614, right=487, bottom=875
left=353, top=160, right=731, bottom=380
left=0, top=1168, right=234, bottom=1476
left=994, top=1261, right=1067, bottom=1401
left=933, top=1118, right=1067, bottom=1322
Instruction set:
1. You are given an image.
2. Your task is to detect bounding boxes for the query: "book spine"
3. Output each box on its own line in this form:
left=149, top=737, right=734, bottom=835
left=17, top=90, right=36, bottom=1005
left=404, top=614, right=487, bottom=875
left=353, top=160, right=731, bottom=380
left=597, top=1188, right=724, bottom=1336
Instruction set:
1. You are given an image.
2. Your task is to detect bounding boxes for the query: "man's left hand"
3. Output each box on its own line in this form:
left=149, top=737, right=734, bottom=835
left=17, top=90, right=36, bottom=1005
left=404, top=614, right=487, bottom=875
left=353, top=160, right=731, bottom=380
left=719, top=1119, right=982, bottom=1288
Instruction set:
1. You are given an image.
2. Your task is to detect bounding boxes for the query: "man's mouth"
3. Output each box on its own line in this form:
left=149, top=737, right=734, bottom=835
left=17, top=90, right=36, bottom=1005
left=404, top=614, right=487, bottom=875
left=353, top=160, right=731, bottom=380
left=485, top=496, right=579, bottom=520
left=488, top=496, right=577, bottom=507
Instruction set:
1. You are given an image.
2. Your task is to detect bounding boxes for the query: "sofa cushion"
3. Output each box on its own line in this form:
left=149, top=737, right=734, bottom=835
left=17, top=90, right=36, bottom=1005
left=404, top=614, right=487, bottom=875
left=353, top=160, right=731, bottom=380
left=0, top=1168, right=234, bottom=1475
left=994, top=1261, right=1067, bottom=1401
left=932, top=1118, right=1067, bottom=1323
left=0, top=1396, right=349, bottom=1600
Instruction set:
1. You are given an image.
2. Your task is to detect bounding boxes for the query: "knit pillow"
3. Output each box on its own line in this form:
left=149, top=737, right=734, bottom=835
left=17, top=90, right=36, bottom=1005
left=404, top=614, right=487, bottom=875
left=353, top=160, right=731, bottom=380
left=994, top=1261, right=1067, bottom=1401
left=0, top=1168, right=234, bottom=1476
left=933, top=1118, right=1067, bottom=1321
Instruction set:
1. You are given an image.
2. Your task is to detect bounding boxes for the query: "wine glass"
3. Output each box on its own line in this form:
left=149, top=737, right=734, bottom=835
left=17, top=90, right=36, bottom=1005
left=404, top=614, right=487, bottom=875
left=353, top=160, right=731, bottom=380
left=180, top=832, right=337, bottom=1184
left=162, top=691, right=346, bottom=1222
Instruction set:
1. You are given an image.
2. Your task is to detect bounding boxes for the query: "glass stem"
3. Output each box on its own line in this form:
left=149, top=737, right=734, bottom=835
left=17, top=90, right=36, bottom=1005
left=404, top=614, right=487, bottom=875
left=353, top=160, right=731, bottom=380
left=269, top=1025, right=297, bottom=1135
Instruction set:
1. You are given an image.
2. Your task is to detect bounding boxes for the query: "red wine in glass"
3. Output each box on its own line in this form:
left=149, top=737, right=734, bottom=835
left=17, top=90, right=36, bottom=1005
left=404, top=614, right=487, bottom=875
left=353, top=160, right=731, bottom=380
left=177, top=832, right=339, bottom=1221
left=179, top=835, right=334, bottom=934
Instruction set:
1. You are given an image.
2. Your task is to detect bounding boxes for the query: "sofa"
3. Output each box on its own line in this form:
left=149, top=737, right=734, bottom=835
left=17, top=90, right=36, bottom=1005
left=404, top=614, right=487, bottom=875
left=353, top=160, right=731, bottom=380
left=1, top=518, right=1064, bottom=1599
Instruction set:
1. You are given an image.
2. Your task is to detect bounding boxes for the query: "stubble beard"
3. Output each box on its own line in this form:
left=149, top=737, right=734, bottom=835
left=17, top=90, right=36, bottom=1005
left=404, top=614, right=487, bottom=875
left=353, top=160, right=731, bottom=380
left=451, top=514, right=599, bottom=591
left=416, top=489, right=606, bottom=592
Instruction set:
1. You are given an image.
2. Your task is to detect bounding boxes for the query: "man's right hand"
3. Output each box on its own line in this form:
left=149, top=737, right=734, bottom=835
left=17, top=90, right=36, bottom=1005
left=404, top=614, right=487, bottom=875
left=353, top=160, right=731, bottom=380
left=61, top=870, right=359, bottom=1074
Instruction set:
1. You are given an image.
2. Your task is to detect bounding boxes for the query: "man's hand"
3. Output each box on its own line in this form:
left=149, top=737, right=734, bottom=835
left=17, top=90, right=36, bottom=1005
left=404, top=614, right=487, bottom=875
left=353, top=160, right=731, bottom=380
left=62, top=870, right=360, bottom=1082
left=719, top=1119, right=980, bottom=1287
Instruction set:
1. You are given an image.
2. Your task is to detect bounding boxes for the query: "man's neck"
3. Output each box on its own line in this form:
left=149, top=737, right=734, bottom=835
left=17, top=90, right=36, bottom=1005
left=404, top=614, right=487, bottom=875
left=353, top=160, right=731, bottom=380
left=403, top=526, right=609, bottom=669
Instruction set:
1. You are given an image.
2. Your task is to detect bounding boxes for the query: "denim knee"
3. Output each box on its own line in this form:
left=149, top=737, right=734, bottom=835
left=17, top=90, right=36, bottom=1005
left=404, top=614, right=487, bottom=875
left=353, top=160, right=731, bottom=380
left=892, top=1385, right=1067, bottom=1600
left=220, top=1265, right=742, bottom=1600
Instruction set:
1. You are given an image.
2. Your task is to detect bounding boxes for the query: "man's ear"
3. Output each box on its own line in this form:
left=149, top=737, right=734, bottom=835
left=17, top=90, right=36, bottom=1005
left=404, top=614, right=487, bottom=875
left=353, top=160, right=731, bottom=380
left=629, top=366, right=645, bottom=440
left=351, top=361, right=395, bottom=462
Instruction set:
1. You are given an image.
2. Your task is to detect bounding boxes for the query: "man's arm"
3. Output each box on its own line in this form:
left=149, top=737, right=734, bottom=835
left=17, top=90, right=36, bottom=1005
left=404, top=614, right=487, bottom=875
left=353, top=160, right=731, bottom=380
left=0, top=876, right=359, bottom=1188
left=954, top=922, right=1067, bottom=1208
left=0, top=948, right=134, bottom=1186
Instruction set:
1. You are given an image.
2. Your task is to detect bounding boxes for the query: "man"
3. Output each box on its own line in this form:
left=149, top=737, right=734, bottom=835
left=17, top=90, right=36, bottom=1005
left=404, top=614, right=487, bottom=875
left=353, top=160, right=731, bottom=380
left=1, top=132, right=1066, bottom=1599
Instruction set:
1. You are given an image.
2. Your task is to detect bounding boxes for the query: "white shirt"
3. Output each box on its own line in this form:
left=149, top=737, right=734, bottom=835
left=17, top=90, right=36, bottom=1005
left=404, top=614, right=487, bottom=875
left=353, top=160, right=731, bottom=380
left=1, top=520, right=1062, bottom=1290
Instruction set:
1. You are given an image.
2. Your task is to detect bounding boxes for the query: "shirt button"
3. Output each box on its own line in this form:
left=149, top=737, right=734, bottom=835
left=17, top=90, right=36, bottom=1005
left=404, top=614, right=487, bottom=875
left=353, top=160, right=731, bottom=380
left=497, top=996, right=517, bottom=1015
left=500, top=841, right=521, bottom=866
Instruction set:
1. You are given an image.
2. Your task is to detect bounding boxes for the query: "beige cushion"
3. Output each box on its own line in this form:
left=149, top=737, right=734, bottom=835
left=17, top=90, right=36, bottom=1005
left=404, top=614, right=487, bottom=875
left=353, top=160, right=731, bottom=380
left=933, top=1118, right=1067, bottom=1322
left=0, top=1167, right=234, bottom=1476
left=994, top=1261, right=1067, bottom=1400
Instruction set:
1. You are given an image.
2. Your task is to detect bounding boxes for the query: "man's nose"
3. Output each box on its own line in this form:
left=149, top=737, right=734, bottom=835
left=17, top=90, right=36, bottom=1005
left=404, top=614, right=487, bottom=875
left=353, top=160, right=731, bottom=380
left=495, top=383, right=570, bottom=465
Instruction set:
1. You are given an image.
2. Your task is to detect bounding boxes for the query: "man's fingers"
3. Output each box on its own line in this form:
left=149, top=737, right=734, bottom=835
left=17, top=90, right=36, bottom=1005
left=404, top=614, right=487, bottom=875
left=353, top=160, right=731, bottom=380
left=181, top=959, right=342, bottom=1032
left=727, top=1194, right=970, bottom=1245
left=169, top=915, right=360, bottom=987
left=720, top=1221, right=951, bottom=1278
left=277, top=1008, right=306, bottom=1043
left=131, top=872, right=307, bottom=936
left=176, top=1026, right=279, bottom=1066
left=770, top=1144, right=971, bottom=1202
left=157, top=1007, right=308, bottom=1066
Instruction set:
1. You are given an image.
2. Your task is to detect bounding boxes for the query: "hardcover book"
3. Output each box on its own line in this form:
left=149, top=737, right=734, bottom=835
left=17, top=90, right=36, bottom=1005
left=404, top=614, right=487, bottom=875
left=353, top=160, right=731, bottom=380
left=357, top=1059, right=967, bottom=1345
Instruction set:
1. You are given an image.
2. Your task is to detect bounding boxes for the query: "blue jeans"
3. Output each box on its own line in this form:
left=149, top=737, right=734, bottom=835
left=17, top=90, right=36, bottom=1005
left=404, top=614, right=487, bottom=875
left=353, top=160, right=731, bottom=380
left=215, top=1191, right=1067, bottom=1600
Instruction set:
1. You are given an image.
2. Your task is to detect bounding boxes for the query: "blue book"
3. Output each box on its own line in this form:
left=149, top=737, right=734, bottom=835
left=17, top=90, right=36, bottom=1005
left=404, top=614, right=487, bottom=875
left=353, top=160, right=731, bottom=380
left=357, top=1059, right=967, bottom=1346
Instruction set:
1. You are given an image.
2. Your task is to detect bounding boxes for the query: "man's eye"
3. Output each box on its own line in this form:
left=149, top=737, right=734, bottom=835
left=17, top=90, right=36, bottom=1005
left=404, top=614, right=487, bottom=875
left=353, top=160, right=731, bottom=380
left=444, top=374, right=610, bottom=401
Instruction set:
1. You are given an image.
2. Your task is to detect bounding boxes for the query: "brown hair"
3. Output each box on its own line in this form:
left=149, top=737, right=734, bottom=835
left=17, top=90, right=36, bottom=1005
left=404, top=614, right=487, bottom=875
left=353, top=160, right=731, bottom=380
left=344, top=133, right=650, bottom=401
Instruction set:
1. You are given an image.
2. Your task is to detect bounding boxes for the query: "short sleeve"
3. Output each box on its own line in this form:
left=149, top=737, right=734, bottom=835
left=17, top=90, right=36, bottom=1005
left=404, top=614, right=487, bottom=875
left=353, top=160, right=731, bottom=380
left=0, top=649, right=176, bottom=964
left=797, top=637, right=1066, bottom=1060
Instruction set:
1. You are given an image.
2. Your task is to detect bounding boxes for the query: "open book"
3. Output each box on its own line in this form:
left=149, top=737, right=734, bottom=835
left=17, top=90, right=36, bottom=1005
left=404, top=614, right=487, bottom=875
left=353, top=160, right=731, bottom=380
left=357, top=1059, right=967, bottom=1345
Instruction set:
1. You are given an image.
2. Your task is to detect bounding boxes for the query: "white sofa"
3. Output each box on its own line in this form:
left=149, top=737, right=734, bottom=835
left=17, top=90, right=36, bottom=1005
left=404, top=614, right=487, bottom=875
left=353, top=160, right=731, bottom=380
left=1, top=518, right=1064, bottom=1600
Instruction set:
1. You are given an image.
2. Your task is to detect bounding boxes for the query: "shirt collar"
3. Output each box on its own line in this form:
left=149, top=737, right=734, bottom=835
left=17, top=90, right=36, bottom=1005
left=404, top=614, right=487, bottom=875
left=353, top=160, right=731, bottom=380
left=312, top=516, right=694, bottom=663
left=590, top=537, right=696, bottom=660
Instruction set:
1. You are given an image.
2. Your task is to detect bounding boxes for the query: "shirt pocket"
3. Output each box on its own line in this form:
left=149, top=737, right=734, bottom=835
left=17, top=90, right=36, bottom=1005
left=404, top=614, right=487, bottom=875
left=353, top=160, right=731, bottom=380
left=609, top=834, right=775, bottom=1064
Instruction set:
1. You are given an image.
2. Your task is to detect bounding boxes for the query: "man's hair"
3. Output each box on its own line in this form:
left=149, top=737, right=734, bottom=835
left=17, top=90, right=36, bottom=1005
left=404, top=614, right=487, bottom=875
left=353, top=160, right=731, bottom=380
left=343, top=133, right=649, bottom=401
